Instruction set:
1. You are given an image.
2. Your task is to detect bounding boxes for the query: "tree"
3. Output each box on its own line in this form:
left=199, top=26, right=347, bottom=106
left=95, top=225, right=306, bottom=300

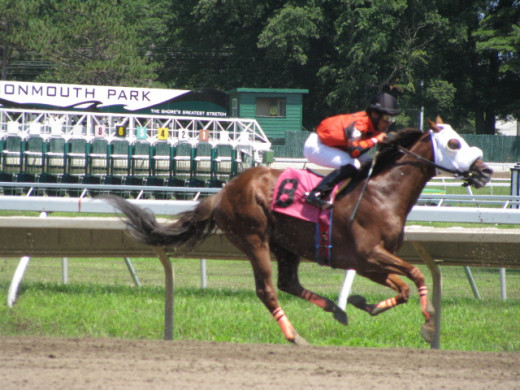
left=31, top=0, right=159, bottom=86
left=160, top=0, right=281, bottom=89
left=260, top=0, right=446, bottom=127
left=0, top=0, right=45, bottom=80
left=160, top=1, right=449, bottom=127
left=312, top=0, right=447, bottom=125
left=415, top=0, right=520, bottom=134
left=257, top=4, right=322, bottom=67
left=3, top=0, right=518, bottom=134
left=473, top=0, right=520, bottom=123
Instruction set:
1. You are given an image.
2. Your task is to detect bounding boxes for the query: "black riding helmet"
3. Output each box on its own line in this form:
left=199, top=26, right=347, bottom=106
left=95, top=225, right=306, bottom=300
left=367, top=92, right=401, bottom=116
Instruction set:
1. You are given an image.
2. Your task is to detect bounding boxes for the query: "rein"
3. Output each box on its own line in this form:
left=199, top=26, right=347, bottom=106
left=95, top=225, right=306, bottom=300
left=349, top=140, right=454, bottom=223
left=349, top=133, right=472, bottom=222
left=396, top=144, right=478, bottom=187
left=350, top=151, right=378, bottom=222
left=396, top=145, right=461, bottom=176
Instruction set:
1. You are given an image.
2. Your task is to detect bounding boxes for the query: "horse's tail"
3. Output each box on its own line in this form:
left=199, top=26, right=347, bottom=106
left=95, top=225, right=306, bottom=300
left=103, top=194, right=218, bottom=249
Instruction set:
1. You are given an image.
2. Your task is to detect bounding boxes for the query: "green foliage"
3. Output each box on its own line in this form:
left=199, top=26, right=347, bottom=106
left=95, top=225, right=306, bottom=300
left=472, top=1, right=520, bottom=120
left=474, top=1, right=520, bottom=73
left=0, top=0, right=48, bottom=79
left=423, top=79, right=457, bottom=111
left=29, top=0, right=160, bottom=86
left=325, top=0, right=448, bottom=119
left=2, top=1, right=519, bottom=131
left=258, top=4, right=322, bottom=66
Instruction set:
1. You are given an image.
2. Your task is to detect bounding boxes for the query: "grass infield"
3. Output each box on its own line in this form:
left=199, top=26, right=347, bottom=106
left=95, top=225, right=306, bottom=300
left=1, top=257, right=518, bottom=351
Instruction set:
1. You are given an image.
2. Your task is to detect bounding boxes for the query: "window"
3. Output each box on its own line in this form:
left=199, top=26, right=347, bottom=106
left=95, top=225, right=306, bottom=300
left=256, top=98, right=286, bottom=117
left=231, top=98, right=238, bottom=117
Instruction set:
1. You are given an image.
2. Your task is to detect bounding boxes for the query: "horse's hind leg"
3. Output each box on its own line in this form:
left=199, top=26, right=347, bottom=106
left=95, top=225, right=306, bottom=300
left=272, top=244, right=348, bottom=326
left=250, top=249, right=312, bottom=345
left=348, top=269, right=435, bottom=343
left=223, top=236, right=308, bottom=345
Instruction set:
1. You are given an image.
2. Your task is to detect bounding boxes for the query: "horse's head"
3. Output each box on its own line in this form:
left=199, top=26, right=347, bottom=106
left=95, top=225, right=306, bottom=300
left=428, top=117, right=493, bottom=188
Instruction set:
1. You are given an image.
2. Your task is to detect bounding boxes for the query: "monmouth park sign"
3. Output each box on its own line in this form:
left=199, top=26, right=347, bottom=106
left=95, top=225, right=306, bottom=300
left=0, top=81, right=228, bottom=117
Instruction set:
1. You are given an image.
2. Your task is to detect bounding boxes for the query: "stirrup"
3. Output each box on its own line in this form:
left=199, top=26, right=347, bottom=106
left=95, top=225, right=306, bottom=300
left=305, top=192, right=333, bottom=209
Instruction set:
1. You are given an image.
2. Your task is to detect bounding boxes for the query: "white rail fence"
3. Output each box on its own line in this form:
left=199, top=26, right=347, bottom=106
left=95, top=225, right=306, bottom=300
left=2, top=187, right=520, bottom=222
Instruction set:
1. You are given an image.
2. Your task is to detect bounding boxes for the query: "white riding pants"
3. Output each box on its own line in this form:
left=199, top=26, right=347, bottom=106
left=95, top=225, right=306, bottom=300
left=303, top=132, right=370, bottom=169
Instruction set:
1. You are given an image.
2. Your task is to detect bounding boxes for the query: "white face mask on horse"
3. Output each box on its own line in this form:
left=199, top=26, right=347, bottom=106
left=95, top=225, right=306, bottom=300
left=430, top=123, right=483, bottom=174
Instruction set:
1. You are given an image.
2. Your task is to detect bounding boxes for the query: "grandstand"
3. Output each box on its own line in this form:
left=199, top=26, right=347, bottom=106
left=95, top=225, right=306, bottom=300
left=0, top=107, right=272, bottom=198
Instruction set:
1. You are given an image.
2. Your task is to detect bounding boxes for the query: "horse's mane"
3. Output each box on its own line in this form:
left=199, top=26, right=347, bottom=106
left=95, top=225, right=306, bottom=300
left=358, top=128, right=426, bottom=178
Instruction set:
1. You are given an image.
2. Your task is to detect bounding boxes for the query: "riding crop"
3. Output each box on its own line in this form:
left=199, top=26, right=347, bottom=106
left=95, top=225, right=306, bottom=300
left=350, top=150, right=379, bottom=222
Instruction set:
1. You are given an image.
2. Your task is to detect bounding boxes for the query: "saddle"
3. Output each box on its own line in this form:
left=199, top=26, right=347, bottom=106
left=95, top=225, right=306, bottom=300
left=271, top=168, right=348, bottom=265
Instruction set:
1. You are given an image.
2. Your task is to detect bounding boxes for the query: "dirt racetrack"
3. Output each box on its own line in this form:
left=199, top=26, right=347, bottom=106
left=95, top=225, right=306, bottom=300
left=1, top=336, right=519, bottom=389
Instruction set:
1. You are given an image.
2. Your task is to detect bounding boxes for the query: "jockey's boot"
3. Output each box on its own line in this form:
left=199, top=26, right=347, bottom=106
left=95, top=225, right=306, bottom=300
left=305, top=164, right=357, bottom=209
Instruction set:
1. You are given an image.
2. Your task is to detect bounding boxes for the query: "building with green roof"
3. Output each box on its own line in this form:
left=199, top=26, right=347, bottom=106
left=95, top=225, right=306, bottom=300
left=227, top=88, right=308, bottom=140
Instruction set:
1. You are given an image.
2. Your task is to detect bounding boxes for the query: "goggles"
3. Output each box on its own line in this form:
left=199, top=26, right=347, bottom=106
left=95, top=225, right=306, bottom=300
left=381, top=114, right=396, bottom=124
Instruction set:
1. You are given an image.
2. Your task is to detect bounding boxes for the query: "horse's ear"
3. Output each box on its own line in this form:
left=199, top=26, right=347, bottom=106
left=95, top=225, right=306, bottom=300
left=427, top=118, right=441, bottom=133
left=436, top=115, right=444, bottom=124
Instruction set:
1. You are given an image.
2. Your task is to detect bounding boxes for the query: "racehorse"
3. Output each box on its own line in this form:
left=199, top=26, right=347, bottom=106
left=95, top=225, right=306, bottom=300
left=104, top=118, right=492, bottom=345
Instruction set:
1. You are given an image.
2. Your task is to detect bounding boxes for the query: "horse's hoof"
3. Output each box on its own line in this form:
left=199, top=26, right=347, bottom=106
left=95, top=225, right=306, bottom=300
left=347, top=295, right=367, bottom=310
left=425, top=301, right=435, bottom=319
left=348, top=295, right=384, bottom=316
left=333, top=307, right=348, bottom=326
left=291, top=333, right=310, bottom=346
left=420, top=317, right=435, bottom=343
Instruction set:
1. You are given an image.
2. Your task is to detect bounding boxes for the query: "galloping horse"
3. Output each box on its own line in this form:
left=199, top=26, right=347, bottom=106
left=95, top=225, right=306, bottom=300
left=105, top=118, right=492, bottom=345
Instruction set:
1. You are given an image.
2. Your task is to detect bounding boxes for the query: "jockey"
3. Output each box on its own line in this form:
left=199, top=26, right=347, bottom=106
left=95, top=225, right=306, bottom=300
left=303, top=92, right=400, bottom=209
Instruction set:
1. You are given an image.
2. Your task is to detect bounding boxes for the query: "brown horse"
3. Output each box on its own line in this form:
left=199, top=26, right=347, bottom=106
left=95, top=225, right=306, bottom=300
left=105, top=118, right=492, bottom=345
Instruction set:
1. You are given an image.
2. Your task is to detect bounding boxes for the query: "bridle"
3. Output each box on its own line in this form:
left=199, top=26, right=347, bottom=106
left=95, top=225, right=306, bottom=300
left=396, top=145, right=476, bottom=187
left=351, top=131, right=478, bottom=222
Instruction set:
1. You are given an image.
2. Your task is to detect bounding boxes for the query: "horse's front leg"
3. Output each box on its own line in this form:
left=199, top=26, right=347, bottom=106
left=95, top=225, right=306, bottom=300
left=347, top=272, right=411, bottom=316
left=272, top=244, right=348, bottom=326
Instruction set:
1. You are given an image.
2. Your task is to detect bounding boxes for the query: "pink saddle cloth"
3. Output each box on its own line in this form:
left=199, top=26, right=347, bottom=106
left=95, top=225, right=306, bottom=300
left=271, top=167, right=344, bottom=223
left=271, top=168, right=324, bottom=222
left=271, top=168, right=342, bottom=265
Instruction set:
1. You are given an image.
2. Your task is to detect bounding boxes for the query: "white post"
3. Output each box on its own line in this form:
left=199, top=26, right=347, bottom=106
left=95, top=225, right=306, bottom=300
left=8, top=256, right=30, bottom=307
left=62, top=258, right=68, bottom=284
left=463, top=266, right=480, bottom=299
left=500, top=268, right=507, bottom=300
left=419, top=81, right=424, bottom=131
left=123, top=257, right=141, bottom=287
left=200, top=259, right=207, bottom=289
left=337, top=269, right=356, bottom=311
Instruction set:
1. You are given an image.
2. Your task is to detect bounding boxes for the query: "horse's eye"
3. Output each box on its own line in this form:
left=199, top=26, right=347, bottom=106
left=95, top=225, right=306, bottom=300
left=447, top=139, right=461, bottom=150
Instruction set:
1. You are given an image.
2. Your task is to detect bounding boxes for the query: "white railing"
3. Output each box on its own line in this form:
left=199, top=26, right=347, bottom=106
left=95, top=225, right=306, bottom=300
left=0, top=181, right=219, bottom=200
left=0, top=195, right=199, bottom=215
left=416, top=194, right=520, bottom=208
left=408, top=205, right=520, bottom=224
left=2, top=189, right=520, bottom=224
left=0, top=107, right=272, bottom=163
